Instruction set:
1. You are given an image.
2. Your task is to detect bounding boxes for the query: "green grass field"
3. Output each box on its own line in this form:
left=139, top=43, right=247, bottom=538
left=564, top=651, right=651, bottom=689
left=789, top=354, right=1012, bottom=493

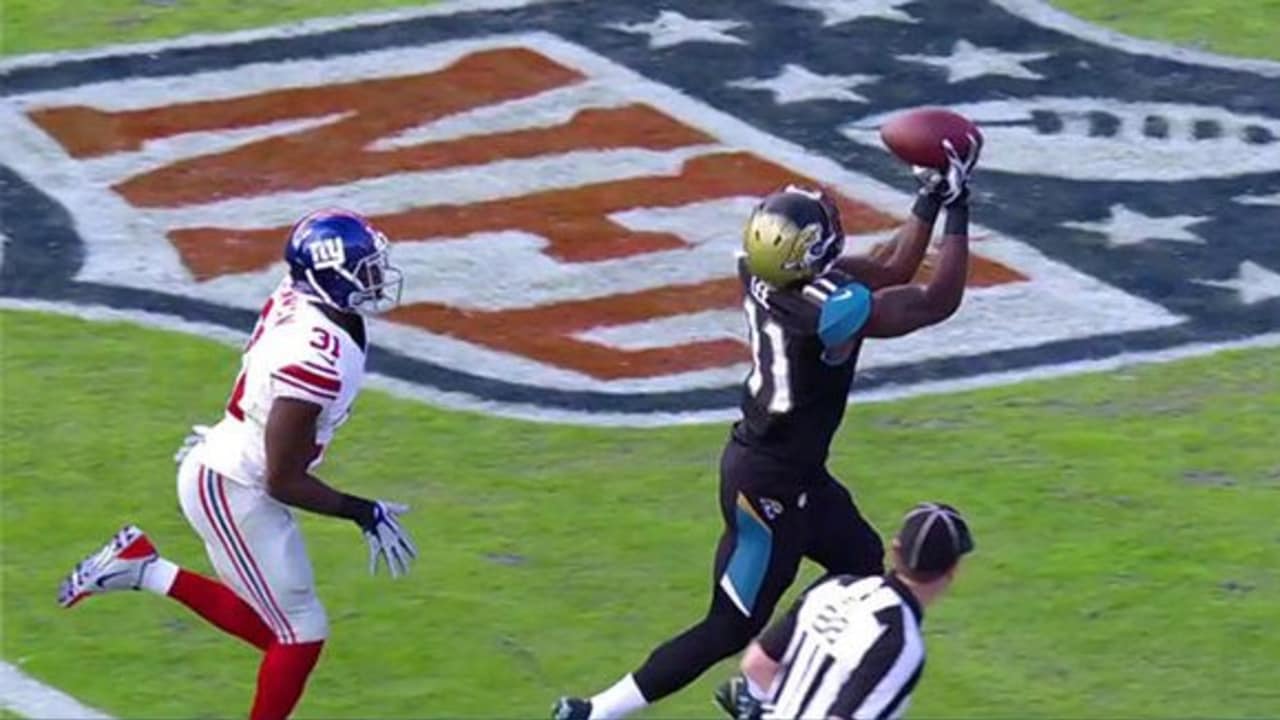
left=2, top=1, right=1279, bottom=718
left=3, top=311, right=1279, bottom=718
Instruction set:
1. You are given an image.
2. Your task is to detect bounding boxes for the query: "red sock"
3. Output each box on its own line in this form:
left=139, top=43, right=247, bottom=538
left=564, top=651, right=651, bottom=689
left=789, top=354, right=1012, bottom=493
left=249, top=640, right=324, bottom=720
left=168, top=569, right=274, bottom=651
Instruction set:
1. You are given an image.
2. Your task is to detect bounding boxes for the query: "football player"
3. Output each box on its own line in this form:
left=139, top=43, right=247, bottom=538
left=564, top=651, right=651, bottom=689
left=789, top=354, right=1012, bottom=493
left=57, top=210, right=417, bottom=720
left=554, top=135, right=980, bottom=720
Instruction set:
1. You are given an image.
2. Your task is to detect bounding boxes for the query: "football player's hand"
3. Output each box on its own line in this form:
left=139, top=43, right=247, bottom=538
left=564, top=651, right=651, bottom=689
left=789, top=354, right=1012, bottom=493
left=173, top=424, right=211, bottom=464
left=360, top=500, right=417, bottom=578
left=941, top=132, right=981, bottom=204
left=914, top=132, right=981, bottom=206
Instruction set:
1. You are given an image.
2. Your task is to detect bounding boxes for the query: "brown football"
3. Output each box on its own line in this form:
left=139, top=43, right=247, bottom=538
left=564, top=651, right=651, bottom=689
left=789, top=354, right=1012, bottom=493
left=879, top=107, right=982, bottom=169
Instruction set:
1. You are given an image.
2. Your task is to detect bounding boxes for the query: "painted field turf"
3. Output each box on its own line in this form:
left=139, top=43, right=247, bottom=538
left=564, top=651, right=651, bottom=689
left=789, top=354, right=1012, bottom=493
left=3, top=0, right=1280, bottom=718
left=3, top=311, right=1278, bottom=717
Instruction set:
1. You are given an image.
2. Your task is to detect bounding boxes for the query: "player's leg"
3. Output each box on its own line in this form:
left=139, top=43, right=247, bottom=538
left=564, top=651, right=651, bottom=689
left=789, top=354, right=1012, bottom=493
left=57, top=457, right=275, bottom=651
left=170, top=453, right=283, bottom=649
left=197, top=467, right=329, bottom=720
left=563, top=441, right=806, bottom=720
left=802, top=474, right=885, bottom=578
left=246, top=508, right=326, bottom=720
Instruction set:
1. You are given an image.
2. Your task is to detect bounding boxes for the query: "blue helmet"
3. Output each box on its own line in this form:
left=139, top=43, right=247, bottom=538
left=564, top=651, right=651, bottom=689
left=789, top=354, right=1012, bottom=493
left=284, top=209, right=404, bottom=315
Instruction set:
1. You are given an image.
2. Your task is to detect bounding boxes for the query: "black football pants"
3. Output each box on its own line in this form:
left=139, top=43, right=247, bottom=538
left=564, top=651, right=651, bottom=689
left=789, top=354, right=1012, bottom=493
left=630, top=436, right=885, bottom=703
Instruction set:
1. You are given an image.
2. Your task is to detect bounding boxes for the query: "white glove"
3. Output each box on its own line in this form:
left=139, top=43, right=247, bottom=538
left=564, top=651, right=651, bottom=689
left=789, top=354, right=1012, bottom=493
left=913, top=132, right=982, bottom=206
left=173, top=424, right=211, bottom=464
left=362, top=501, right=417, bottom=578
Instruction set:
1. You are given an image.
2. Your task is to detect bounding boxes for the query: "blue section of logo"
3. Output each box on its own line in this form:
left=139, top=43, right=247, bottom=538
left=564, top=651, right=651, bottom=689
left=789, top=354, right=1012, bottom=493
left=2, top=0, right=1278, bottom=416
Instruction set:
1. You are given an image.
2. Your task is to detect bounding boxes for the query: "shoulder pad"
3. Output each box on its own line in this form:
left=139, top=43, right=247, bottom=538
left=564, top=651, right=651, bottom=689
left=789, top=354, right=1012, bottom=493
left=817, top=282, right=873, bottom=348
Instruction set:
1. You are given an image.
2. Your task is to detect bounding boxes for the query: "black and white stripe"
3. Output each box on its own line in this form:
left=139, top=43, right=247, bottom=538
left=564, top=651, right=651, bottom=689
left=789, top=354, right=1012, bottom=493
left=765, top=576, right=925, bottom=720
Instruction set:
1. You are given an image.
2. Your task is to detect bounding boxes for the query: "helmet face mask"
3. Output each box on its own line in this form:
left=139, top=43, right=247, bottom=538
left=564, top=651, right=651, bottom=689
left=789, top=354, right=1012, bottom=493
left=345, top=232, right=404, bottom=315
left=286, top=211, right=404, bottom=316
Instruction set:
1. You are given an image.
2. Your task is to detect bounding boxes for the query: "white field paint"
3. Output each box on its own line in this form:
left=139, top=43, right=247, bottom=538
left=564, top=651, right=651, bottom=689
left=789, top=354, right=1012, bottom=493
left=0, top=30, right=1185, bottom=398
left=0, top=662, right=114, bottom=720
left=992, top=0, right=1280, bottom=78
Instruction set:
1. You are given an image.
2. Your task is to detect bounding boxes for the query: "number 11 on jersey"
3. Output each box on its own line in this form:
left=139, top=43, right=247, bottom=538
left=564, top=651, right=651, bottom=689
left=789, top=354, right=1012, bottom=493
left=744, top=299, right=793, bottom=414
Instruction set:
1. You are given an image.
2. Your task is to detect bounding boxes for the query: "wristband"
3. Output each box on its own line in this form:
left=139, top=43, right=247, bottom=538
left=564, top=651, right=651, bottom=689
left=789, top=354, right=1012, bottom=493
left=339, top=494, right=377, bottom=529
left=911, top=192, right=942, bottom=224
left=944, top=201, right=969, bottom=237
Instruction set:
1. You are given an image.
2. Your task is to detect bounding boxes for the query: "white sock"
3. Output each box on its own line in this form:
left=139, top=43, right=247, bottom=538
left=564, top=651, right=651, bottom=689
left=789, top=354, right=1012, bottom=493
left=746, top=675, right=769, bottom=701
left=139, top=557, right=179, bottom=595
left=589, top=674, right=648, bottom=720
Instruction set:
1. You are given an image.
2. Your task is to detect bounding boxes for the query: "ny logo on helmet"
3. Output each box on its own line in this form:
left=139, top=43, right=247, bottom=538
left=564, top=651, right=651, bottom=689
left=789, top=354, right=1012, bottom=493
left=308, top=238, right=346, bottom=271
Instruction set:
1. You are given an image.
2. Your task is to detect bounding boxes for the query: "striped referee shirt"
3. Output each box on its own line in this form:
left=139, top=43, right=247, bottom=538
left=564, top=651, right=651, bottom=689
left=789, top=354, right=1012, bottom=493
left=759, top=574, right=925, bottom=720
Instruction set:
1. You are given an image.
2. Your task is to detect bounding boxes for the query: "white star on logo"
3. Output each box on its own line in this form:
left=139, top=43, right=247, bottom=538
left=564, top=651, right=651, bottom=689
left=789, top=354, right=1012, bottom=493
left=729, top=64, right=880, bottom=104
left=1234, top=191, right=1280, bottom=207
left=1195, top=261, right=1280, bottom=305
left=780, top=0, right=918, bottom=26
left=897, top=39, right=1050, bottom=83
left=1061, top=204, right=1208, bottom=247
left=608, top=11, right=747, bottom=49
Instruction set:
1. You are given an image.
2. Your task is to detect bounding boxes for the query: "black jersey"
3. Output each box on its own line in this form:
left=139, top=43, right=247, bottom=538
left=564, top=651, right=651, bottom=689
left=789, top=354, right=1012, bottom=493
left=732, top=259, right=868, bottom=470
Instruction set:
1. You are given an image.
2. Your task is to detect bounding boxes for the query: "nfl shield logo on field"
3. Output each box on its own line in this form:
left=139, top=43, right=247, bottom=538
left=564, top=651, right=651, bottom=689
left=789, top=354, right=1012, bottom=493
left=1, top=0, right=1277, bottom=424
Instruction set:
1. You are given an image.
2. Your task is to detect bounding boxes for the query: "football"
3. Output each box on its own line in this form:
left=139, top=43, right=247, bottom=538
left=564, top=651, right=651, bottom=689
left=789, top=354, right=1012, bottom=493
left=879, top=107, right=982, bottom=169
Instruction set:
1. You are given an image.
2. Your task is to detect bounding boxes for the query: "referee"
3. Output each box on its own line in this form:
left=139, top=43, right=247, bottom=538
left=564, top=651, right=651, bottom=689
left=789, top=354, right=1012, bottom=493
left=716, top=502, right=974, bottom=720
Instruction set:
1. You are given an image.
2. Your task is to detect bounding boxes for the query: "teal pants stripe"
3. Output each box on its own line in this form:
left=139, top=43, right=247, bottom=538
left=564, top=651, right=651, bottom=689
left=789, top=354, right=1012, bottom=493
left=722, top=503, right=773, bottom=615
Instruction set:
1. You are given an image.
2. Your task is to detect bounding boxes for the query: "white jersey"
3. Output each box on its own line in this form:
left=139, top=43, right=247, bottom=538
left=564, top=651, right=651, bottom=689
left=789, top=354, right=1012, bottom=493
left=200, top=279, right=367, bottom=486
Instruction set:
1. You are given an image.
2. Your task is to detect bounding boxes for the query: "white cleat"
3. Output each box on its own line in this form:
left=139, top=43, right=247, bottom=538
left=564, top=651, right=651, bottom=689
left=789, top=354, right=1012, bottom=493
left=58, top=525, right=158, bottom=608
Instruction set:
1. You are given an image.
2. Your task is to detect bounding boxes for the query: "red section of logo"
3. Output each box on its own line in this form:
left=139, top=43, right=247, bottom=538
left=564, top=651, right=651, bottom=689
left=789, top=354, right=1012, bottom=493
left=29, top=44, right=1026, bottom=381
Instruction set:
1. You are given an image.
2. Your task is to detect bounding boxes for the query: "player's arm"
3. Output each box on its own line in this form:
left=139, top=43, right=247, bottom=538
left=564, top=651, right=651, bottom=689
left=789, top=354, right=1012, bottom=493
left=263, top=396, right=370, bottom=521
left=862, top=201, right=969, bottom=338
left=264, top=397, right=417, bottom=577
left=822, top=137, right=979, bottom=347
left=833, top=192, right=942, bottom=290
left=812, top=201, right=968, bottom=360
left=742, top=599, right=801, bottom=700
left=741, top=641, right=782, bottom=694
left=806, top=226, right=961, bottom=359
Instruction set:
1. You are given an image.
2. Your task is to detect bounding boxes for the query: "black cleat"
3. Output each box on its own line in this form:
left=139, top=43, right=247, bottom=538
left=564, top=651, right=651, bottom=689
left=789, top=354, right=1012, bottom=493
left=714, top=675, right=763, bottom=720
left=552, top=697, right=592, bottom=720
